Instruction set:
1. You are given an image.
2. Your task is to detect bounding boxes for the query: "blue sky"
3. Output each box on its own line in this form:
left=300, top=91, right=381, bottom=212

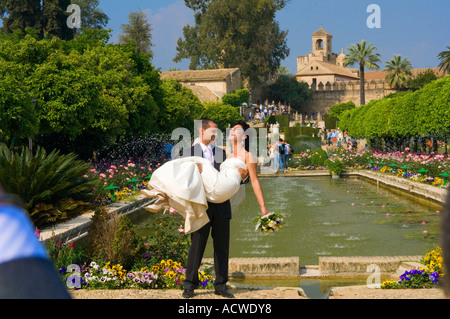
left=98, top=0, right=449, bottom=73
left=2, top=0, right=450, bottom=73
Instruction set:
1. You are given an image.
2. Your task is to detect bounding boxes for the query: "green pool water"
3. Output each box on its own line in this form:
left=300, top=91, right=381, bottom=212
left=204, top=176, right=442, bottom=265
left=134, top=176, right=442, bottom=266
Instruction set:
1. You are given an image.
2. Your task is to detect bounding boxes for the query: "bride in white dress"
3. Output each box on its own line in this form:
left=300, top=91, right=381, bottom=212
left=143, top=121, right=269, bottom=234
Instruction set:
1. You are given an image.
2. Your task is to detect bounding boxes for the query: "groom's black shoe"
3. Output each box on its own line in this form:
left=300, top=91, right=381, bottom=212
left=214, top=289, right=235, bottom=298
left=182, top=289, right=195, bottom=298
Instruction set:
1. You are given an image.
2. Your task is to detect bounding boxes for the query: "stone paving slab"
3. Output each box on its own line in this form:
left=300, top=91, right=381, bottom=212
left=318, top=255, right=423, bottom=276
left=70, top=286, right=445, bottom=299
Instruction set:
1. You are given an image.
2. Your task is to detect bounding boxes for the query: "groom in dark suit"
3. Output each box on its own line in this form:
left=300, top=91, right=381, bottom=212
left=181, top=118, right=248, bottom=298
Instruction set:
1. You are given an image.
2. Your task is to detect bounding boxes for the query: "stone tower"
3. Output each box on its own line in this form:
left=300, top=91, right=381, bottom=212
left=311, top=25, right=335, bottom=64
left=297, top=26, right=338, bottom=69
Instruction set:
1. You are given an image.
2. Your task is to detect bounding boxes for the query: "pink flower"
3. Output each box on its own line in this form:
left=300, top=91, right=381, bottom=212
left=178, top=228, right=185, bottom=233
left=169, top=207, right=177, bottom=214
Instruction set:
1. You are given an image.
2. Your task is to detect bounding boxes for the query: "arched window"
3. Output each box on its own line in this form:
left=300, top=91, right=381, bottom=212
left=315, top=39, right=323, bottom=50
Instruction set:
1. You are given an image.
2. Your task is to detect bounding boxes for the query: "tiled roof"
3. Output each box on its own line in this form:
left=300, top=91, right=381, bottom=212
left=296, top=61, right=360, bottom=79
left=312, top=26, right=332, bottom=37
left=365, top=67, right=447, bottom=80
left=184, top=84, right=221, bottom=103
left=160, top=68, right=240, bottom=82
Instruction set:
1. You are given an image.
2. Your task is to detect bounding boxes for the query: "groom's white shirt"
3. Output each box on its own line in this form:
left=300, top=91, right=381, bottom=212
left=199, top=143, right=214, bottom=166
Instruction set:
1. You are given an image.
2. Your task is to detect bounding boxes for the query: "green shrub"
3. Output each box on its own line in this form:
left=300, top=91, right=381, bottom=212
left=325, top=158, right=345, bottom=176
left=310, top=149, right=328, bottom=167
left=45, top=236, right=87, bottom=271
left=141, top=212, right=191, bottom=268
left=0, top=143, right=100, bottom=227
left=87, top=207, right=144, bottom=270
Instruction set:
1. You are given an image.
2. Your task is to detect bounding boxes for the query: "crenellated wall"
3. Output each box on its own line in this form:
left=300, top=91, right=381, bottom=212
left=303, top=79, right=396, bottom=114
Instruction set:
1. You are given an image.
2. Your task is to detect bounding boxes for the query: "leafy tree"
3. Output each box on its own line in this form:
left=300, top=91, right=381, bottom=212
left=438, top=46, right=450, bottom=74
left=174, top=0, right=289, bottom=90
left=0, top=0, right=42, bottom=35
left=389, top=90, right=420, bottom=138
left=42, top=0, right=74, bottom=40
left=222, top=89, right=250, bottom=107
left=70, top=0, right=109, bottom=30
left=119, top=9, right=153, bottom=55
left=347, top=103, right=370, bottom=138
left=159, top=79, right=204, bottom=132
left=384, top=54, right=413, bottom=90
left=267, top=75, right=312, bottom=112
left=407, top=69, right=437, bottom=91
left=363, top=99, right=392, bottom=139
left=413, top=75, right=450, bottom=137
left=344, top=40, right=381, bottom=105
left=201, top=102, right=243, bottom=131
left=329, top=101, right=355, bottom=119
left=277, top=65, right=290, bottom=74
left=0, top=59, right=39, bottom=143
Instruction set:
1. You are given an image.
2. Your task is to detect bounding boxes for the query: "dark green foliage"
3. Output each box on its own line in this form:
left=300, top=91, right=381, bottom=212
left=310, top=149, right=328, bottom=167
left=267, top=75, right=313, bottom=111
left=222, top=89, right=250, bottom=107
left=0, top=143, right=99, bottom=227
left=337, top=75, right=450, bottom=151
left=407, top=69, right=437, bottom=91
left=175, top=0, right=289, bottom=89
left=201, top=102, right=243, bottom=131
left=0, top=0, right=42, bottom=35
left=87, top=207, right=145, bottom=270
left=328, top=101, right=355, bottom=119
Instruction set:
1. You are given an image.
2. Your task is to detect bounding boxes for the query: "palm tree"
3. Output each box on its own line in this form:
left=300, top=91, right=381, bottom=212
left=384, top=54, right=413, bottom=90
left=344, top=40, right=381, bottom=105
left=438, top=46, right=450, bottom=74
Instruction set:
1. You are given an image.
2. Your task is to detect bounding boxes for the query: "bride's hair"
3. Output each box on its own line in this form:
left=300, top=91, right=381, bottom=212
left=233, top=120, right=250, bottom=152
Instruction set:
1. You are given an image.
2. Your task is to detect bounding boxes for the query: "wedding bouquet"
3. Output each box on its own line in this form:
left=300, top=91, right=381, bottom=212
left=253, top=211, right=284, bottom=234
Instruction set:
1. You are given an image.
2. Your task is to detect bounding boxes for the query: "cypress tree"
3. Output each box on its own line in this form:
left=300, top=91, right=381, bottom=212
left=0, top=0, right=42, bottom=35
left=42, top=0, right=73, bottom=40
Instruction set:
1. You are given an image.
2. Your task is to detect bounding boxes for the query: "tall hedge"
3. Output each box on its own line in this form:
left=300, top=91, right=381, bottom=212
left=338, top=75, right=450, bottom=141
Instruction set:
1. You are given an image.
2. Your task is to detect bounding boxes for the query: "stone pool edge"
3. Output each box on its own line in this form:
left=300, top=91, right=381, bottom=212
left=38, top=169, right=445, bottom=282
left=261, top=169, right=448, bottom=204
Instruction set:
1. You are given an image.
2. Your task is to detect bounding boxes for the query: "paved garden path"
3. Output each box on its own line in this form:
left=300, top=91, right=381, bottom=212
left=71, top=287, right=444, bottom=299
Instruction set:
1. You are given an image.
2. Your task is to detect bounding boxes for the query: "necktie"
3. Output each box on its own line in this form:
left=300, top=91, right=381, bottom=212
left=205, top=147, right=214, bottom=165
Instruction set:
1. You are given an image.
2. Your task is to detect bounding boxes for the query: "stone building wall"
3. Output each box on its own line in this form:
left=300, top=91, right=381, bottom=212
left=302, top=79, right=396, bottom=114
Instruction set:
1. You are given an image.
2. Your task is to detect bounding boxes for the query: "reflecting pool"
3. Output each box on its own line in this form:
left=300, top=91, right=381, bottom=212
left=202, top=176, right=442, bottom=265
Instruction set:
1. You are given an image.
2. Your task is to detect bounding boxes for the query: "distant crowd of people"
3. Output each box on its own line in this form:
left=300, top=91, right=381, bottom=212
left=247, top=104, right=289, bottom=124
left=267, top=138, right=294, bottom=171
left=323, top=128, right=358, bottom=150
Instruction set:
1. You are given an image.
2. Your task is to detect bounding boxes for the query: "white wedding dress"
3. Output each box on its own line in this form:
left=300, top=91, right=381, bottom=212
left=147, top=156, right=247, bottom=234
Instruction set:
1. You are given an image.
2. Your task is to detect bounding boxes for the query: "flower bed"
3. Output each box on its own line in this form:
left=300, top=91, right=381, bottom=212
left=61, top=260, right=214, bottom=290
left=44, top=204, right=215, bottom=291
left=382, top=247, right=443, bottom=289
left=287, top=148, right=450, bottom=189
left=88, top=158, right=165, bottom=205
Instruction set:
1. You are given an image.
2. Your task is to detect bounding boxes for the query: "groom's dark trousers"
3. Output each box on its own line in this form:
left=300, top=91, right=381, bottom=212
left=182, top=143, right=231, bottom=292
